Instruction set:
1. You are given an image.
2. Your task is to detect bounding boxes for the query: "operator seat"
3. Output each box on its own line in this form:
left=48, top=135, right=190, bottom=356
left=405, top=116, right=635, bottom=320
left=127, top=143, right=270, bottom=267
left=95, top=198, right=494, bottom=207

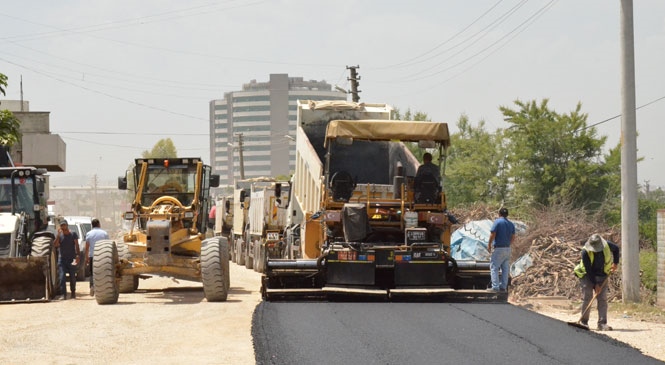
left=330, top=170, right=356, bottom=202
left=414, top=172, right=440, bottom=204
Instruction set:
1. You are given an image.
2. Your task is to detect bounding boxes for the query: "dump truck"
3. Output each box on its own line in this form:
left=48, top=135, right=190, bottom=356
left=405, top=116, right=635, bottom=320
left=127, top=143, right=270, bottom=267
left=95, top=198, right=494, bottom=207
left=0, top=166, right=58, bottom=303
left=246, top=179, right=291, bottom=273
left=93, top=157, right=228, bottom=304
left=213, top=194, right=234, bottom=240
left=231, top=177, right=275, bottom=268
left=261, top=100, right=495, bottom=301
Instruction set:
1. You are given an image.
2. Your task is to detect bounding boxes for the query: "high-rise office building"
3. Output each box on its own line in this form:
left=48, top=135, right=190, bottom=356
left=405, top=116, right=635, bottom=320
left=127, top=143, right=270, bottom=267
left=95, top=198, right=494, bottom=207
left=209, top=74, right=346, bottom=186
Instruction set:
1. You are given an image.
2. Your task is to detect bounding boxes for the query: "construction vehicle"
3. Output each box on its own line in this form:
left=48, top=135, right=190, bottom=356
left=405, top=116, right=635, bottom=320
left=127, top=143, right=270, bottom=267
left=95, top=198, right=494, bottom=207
left=213, top=194, right=234, bottom=240
left=246, top=179, right=291, bottom=273
left=93, top=157, right=228, bottom=304
left=231, top=177, right=278, bottom=269
left=0, top=166, right=58, bottom=302
left=261, top=100, right=494, bottom=301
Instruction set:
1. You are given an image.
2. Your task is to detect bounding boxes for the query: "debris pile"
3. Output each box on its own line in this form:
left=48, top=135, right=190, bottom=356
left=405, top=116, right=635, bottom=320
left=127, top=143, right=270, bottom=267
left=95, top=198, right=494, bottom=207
left=452, top=203, right=622, bottom=302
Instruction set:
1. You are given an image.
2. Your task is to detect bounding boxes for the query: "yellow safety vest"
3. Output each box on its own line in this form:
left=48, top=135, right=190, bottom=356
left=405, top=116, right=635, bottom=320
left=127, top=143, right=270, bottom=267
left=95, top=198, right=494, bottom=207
left=574, top=242, right=612, bottom=278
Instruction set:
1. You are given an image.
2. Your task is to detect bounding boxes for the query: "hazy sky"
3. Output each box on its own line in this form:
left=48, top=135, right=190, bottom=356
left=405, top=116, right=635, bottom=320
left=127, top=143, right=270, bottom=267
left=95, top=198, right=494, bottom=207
left=1, top=1, right=664, bottom=188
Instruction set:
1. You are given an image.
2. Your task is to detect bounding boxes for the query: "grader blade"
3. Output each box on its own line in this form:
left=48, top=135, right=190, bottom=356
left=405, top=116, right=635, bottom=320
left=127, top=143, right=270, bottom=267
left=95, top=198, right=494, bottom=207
left=0, top=257, right=52, bottom=303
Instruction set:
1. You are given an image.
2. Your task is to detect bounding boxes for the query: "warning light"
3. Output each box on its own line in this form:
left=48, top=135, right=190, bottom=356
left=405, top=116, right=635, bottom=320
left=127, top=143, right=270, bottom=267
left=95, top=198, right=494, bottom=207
left=164, top=160, right=169, bottom=168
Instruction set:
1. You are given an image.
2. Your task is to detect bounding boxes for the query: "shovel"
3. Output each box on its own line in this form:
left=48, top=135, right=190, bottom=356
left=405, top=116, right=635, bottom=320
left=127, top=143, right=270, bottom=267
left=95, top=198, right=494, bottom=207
left=567, top=276, right=609, bottom=330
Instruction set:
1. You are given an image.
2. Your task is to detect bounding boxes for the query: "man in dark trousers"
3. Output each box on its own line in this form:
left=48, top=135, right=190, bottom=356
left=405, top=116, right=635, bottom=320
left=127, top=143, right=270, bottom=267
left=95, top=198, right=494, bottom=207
left=488, top=207, right=515, bottom=293
left=574, top=234, right=620, bottom=330
left=54, top=220, right=80, bottom=299
left=84, top=218, right=109, bottom=296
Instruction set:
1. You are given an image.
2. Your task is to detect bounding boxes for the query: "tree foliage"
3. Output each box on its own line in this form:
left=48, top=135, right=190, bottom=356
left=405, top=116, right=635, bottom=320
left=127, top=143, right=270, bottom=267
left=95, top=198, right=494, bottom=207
left=142, top=138, right=178, bottom=158
left=446, top=115, right=508, bottom=206
left=0, top=73, right=22, bottom=147
left=500, top=99, right=611, bottom=209
left=0, top=73, right=7, bottom=95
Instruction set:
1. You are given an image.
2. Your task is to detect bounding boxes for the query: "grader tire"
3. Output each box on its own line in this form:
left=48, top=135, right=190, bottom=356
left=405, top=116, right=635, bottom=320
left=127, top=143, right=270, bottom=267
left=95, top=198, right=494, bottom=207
left=93, top=240, right=119, bottom=304
left=31, top=235, right=59, bottom=299
left=201, top=237, right=228, bottom=302
left=219, top=237, right=230, bottom=292
left=116, top=242, right=136, bottom=293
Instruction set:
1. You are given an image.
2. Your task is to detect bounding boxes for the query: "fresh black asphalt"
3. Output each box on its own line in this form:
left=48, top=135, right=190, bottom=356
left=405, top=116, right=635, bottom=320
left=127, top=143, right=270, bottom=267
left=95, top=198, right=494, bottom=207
left=252, top=301, right=663, bottom=365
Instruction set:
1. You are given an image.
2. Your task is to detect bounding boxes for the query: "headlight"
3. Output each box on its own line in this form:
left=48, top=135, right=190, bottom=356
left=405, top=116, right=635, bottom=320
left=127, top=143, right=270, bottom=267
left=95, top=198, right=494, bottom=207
left=184, top=211, right=194, bottom=219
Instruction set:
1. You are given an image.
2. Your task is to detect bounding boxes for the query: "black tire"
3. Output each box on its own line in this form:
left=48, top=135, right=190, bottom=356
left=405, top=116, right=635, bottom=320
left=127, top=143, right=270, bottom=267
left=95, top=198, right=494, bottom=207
left=31, top=235, right=59, bottom=299
left=245, top=242, right=254, bottom=270
left=237, top=238, right=245, bottom=266
left=219, top=237, right=230, bottom=292
left=93, top=240, right=119, bottom=304
left=116, top=242, right=136, bottom=293
left=201, top=237, right=228, bottom=302
left=230, top=235, right=237, bottom=263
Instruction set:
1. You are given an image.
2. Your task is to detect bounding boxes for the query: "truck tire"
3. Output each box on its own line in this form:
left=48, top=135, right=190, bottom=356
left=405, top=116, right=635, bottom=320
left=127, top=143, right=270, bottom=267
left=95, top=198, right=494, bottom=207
left=245, top=242, right=253, bottom=270
left=201, top=237, right=228, bottom=302
left=219, top=237, right=230, bottom=291
left=230, top=235, right=237, bottom=263
left=93, top=240, right=119, bottom=304
left=252, top=243, right=259, bottom=272
left=255, top=242, right=265, bottom=273
left=237, top=238, right=245, bottom=266
left=31, top=235, right=59, bottom=299
left=116, top=242, right=137, bottom=293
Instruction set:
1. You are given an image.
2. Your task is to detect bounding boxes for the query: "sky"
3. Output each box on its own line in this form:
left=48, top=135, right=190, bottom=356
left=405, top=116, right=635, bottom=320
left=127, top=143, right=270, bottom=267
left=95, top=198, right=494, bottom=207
left=1, top=0, right=664, bottom=189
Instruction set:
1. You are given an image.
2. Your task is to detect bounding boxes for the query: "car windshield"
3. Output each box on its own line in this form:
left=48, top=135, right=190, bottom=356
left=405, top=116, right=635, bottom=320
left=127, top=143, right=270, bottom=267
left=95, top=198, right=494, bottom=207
left=139, top=164, right=197, bottom=206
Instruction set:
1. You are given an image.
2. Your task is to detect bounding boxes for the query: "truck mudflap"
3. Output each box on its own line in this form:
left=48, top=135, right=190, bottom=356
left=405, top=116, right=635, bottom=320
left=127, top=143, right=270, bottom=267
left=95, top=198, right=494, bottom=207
left=0, top=256, right=53, bottom=303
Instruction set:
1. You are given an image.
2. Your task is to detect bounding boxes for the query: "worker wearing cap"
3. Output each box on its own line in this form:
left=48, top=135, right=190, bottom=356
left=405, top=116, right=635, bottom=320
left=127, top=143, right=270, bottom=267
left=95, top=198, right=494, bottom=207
left=53, top=219, right=80, bottom=299
left=487, top=207, right=515, bottom=293
left=574, top=234, right=620, bottom=331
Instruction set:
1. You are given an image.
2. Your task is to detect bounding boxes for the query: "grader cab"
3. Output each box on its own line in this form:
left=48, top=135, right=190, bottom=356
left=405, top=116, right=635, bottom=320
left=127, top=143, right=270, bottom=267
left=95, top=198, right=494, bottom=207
left=92, top=157, right=228, bottom=304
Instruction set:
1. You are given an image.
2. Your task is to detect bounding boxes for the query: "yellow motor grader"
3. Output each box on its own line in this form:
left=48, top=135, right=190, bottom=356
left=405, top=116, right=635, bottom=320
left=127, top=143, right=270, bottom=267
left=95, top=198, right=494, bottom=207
left=92, top=157, right=228, bottom=304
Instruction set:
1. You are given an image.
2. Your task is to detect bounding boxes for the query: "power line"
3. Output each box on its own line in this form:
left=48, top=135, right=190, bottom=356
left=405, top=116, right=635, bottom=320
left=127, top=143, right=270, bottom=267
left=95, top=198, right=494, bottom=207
left=574, top=95, right=665, bottom=133
left=0, top=56, right=208, bottom=122
left=375, top=0, right=506, bottom=70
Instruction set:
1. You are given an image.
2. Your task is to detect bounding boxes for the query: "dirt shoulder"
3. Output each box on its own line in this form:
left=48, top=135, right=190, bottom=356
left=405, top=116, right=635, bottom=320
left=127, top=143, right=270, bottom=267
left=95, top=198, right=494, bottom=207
left=516, top=296, right=665, bottom=362
left=0, top=263, right=263, bottom=365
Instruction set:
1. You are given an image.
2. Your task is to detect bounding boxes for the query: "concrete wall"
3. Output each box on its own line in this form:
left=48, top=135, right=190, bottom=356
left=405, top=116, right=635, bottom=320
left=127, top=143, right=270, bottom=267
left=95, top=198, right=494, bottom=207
left=658, top=209, right=665, bottom=307
left=1, top=106, right=67, bottom=171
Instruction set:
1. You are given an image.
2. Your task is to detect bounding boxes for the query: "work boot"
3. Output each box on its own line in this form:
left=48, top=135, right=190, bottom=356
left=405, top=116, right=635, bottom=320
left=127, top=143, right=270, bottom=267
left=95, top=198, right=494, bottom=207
left=89, top=287, right=94, bottom=296
left=597, top=324, right=613, bottom=331
left=71, top=292, right=76, bottom=299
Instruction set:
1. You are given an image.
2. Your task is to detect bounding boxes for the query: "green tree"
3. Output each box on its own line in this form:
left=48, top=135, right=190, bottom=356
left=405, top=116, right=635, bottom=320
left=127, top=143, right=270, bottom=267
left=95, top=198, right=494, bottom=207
left=0, top=73, right=22, bottom=147
left=142, top=138, right=178, bottom=158
left=0, top=73, right=7, bottom=95
left=446, top=115, right=508, bottom=206
left=501, top=99, right=609, bottom=209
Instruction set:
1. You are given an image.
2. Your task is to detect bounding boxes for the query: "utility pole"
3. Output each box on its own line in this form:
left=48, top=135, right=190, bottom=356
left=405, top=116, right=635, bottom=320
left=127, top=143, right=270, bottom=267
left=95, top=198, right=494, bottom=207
left=92, top=174, right=99, bottom=219
left=347, top=65, right=361, bottom=102
left=620, top=0, right=640, bottom=303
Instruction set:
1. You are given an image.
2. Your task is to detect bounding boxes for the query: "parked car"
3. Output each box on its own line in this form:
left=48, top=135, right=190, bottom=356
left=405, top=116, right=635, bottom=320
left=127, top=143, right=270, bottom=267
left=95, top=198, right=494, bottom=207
left=47, top=216, right=93, bottom=281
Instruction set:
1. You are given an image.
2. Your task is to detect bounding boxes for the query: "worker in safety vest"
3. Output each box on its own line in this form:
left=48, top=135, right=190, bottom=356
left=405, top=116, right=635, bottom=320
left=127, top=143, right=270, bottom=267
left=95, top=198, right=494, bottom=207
left=573, top=234, right=620, bottom=331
